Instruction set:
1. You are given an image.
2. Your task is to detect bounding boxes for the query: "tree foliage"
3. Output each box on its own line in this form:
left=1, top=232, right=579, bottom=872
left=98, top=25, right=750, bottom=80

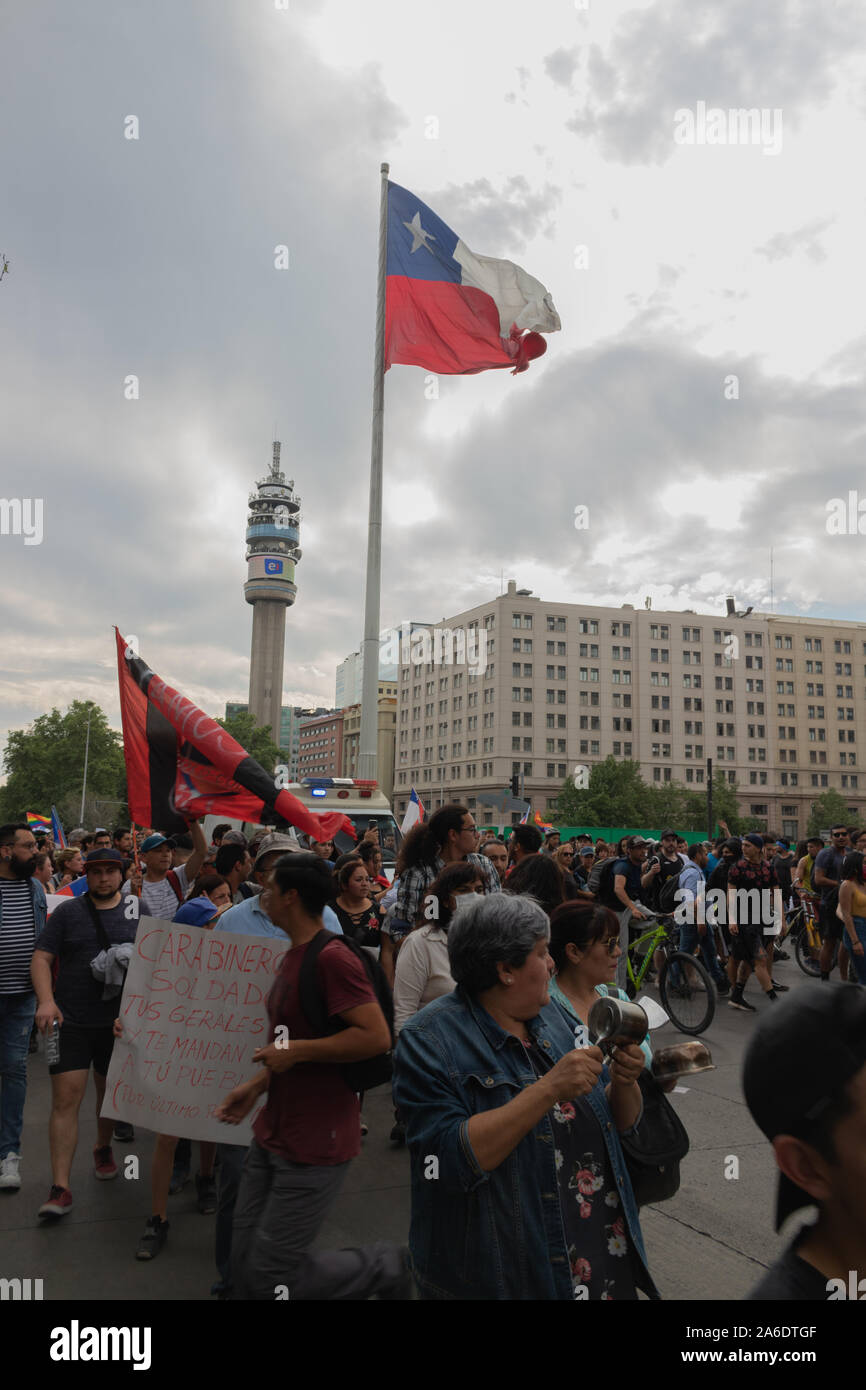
left=0, top=701, right=127, bottom=825
left=216, top=710, right=282, bottom=773
left=807, top=789, right=859, bottom=839
left=554, top=758, right=746, bottom=834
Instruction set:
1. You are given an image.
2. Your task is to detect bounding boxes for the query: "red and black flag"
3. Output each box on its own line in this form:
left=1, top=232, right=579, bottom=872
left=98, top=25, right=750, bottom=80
left=115, top=628, right=355, bottom=843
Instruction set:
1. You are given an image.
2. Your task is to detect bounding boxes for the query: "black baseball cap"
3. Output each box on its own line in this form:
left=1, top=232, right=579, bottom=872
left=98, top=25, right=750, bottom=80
left=743, top=983, right=866, bottom=1229
left=660, top=828, right=677, bottom=839
left=84, top=848, right=126, bottom=871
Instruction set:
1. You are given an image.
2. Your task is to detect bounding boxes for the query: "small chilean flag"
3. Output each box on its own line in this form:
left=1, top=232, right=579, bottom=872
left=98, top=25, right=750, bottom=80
left=400, top=786, right=426, bottom=836
left=385, top=182, right=560, bottom=376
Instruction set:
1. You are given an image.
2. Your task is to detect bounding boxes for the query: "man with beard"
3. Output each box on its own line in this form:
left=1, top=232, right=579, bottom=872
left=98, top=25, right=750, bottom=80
left=0, top=824, right=46, bottom=1191
left=31, top=849, right=140, bottom=1217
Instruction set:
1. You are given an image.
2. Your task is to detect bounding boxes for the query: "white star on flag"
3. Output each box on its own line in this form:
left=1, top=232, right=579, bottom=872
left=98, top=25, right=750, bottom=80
left=402, top=211, right=436, bottom=254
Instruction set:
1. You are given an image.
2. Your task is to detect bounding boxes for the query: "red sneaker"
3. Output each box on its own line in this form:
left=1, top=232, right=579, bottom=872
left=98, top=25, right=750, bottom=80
left=39, top=1185, right=73, bottom=1218
left=93, top=1146, right=118, bottom=1181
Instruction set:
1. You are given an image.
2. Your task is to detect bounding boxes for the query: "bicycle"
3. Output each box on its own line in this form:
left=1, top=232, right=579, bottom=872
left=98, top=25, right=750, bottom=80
left=624, top=911, right=716, bottom=1036
left=791, top=894, right=838, bottom=978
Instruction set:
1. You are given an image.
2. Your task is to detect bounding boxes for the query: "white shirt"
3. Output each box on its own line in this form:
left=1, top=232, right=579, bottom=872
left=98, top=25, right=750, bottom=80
left=121, top=863, right=190, bottom=921
left=393, top=925, right=454, bottom=1036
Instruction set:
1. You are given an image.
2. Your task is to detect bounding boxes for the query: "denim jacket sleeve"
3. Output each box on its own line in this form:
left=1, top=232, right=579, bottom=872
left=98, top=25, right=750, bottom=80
left=392, top=1016, right=492, bottom=1195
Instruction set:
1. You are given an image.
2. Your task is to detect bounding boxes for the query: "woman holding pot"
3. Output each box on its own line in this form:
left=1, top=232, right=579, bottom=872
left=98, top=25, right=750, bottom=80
left=392, top=893, right=658, bottom=1300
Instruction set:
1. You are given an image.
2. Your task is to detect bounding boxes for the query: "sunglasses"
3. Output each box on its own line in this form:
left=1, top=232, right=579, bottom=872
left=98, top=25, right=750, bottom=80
left=601, top=936, right=620, bottom=954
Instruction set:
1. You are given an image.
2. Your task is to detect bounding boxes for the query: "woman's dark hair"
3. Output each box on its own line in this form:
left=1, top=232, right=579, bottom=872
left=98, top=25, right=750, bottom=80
left=357, top=840, right=380, bottom=868
left=396, top=804, right=470, bottom=874
left=723, top=837, right=742, bottom=857
left=271, top=852, right=334, bottom=916
left=34, top=851, right=52, bottom=873
left=193, top=872, right=229, bottom=900
left=447, top=894, right=549, bottom=994
left=332, top=850, right=362, bottom=875
left=548, top=901, right=619, bottom=972
left=415, top=861, right=482, bottom=931
left=504, top=853, right=566, bottom=917
left=337, top=858, right=371, bottom=893
left=840, top=852, right=864, bottom=882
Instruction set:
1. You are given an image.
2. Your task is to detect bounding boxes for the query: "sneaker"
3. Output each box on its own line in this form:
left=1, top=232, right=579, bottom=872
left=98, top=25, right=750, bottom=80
left=389, top=1120, right=407, bottom=1148
left=727, top=993, right=757, bottom=1013
left=360, top=1120, right=369, bottom=1138
left=136, top=1216, right=169, bottom=1260
left=93, top=1146, right=118, bottom=1181
left=715, top=977, right=730, bottom=995
left=39, top=1185, right=73, bottom=1218
left=0, top=1153, right=21, bottom=1191
left=773, top=948, right=790, bottom=961
left=195, top=1173, right=217, bottom=1215
left=770, top=980, right=790, bottom=992
left=168, top=1162, right=190, bottom=1195
left=113, top=1122, right=135, bottom=1142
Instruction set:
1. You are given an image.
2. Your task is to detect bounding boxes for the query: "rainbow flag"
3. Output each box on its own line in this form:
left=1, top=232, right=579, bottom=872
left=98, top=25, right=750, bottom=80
left=26, top=812, right=52, bottom=835
left=533, top=810, right=554, bottom=832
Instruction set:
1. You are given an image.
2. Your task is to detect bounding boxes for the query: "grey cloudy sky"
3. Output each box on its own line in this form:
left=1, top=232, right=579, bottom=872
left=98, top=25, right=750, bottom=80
left=2, top=0, right=865, bottom=763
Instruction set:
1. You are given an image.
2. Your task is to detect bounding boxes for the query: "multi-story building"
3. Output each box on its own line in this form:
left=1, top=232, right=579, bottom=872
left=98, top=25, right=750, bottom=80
left=225, top=702, right=331, bottom=779
left=334, top=624, right=429, bottom=708
left=393, top=580, right=866, bottom=840
left=341, top=682, right=398, bottom=801
left=297, top=711, right=343, bottom=779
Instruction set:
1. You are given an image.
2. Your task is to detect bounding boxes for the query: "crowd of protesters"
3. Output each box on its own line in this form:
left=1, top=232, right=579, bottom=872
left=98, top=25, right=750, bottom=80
left=0, top=805, right=864, bottom=1301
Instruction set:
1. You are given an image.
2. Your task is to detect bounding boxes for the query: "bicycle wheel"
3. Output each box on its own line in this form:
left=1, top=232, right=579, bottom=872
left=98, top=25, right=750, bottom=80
left=659, top=951, right=715, bottom=1035
left=794, top=929, right=822, bottom=978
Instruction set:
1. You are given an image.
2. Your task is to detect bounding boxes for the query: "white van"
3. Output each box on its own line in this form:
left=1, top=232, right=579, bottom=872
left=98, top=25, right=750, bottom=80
left=202, top=778, right=403, bottom=876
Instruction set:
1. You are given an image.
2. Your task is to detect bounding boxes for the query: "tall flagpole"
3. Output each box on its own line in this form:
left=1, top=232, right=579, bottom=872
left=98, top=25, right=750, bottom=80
left=358, top=162, right=389, bottom=783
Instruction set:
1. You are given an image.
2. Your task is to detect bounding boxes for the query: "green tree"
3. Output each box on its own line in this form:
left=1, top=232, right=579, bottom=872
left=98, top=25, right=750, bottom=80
left=807, top=789, right=859, bottom=839
left=555, top=758, right=652, bottom=827
left=0, top=701, right=127, bottom=826
left=682, top=770, right=746, bottom=836
left=216, top=710, right=282, bottom=773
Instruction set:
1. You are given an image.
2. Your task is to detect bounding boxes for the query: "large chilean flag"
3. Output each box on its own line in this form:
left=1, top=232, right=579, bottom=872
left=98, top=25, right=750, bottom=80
left=114, top=630, right=355, bottom=844
left=384, top=182, right=560, bottom=376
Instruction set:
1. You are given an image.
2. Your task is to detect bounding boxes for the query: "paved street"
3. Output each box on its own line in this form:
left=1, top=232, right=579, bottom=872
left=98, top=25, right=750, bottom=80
left=1, top=953, right=812, bottom=1302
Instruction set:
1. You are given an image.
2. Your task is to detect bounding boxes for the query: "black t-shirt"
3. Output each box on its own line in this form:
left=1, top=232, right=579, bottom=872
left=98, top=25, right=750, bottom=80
left=746, top=1234, right=831, bottom=1300
left=813, top=847, right=846, bottom=901
left=611, top=858, right=643, bottom=906
left=35, top=892, right=140, bottom=1028
left=652, top=853, right=684, bottom=909
left=772, top=854, right=794, bottom=898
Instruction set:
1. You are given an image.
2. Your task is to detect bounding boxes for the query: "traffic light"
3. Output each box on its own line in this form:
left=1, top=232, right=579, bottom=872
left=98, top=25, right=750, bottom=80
left=511, top=774, right=520, bottom=798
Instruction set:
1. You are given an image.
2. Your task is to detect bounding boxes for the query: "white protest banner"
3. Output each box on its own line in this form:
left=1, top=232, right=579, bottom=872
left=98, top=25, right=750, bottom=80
left=101, top=916, right=287, bottom=1143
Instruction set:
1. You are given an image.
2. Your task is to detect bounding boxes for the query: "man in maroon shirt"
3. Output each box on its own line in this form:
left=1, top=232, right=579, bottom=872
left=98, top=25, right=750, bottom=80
left=216, top=852, right=412, bottom=1300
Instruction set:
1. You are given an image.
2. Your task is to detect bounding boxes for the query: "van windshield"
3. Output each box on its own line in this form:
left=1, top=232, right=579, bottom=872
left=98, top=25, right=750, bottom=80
left=334, top=815, right=402, bottom=865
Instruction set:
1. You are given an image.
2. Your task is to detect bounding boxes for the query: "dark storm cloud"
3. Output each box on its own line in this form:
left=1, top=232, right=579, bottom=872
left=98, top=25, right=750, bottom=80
left=560, top=0, right=866, bottom=165
left=0, top=0, right=409, bottom=744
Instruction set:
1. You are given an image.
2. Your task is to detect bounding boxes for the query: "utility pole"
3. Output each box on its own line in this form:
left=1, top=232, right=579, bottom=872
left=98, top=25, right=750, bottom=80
left=706, top=756, right=713, bottom=840
left=80, top=709, right=92, bottom=825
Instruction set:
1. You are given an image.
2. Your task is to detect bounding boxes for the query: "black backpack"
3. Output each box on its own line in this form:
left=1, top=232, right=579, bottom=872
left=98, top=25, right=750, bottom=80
left=657, top=865, right=684, bottom=915
left=595, top=859, right=621, bottom=908
left=297, top=930, right=394, bottom=1092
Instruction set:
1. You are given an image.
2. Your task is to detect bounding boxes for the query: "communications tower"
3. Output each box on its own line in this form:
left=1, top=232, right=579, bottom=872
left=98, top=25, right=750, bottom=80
left=245, top=441, right=302, bottom=744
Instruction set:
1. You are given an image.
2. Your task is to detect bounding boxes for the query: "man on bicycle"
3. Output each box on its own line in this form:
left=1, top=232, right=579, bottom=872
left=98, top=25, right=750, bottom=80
left=609, top=837, right=658, bottom=991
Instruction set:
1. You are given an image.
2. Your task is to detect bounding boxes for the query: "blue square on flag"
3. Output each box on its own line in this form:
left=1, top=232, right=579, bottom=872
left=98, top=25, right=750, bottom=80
left=265, top=559, right=283, bottom=575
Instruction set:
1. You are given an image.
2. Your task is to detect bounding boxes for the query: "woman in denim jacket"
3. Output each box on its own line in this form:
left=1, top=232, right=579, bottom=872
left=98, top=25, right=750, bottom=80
left=392, top=894, right=659, bottom=1300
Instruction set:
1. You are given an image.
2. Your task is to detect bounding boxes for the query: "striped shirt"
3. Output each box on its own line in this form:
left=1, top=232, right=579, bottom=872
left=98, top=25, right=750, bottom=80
left=394, top=852, right=501, bottom=935
left=0, top=879, right=38, bottom=993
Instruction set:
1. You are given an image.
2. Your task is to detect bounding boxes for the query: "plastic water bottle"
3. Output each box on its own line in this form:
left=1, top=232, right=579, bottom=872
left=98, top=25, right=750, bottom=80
left=45, top=1020, right=61, bottom=1067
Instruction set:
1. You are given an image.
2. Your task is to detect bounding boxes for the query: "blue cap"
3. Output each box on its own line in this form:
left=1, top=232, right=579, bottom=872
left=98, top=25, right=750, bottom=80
left=140, top=834, right=170, bottom=853
left=172, top=896, right=220, bottom=927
